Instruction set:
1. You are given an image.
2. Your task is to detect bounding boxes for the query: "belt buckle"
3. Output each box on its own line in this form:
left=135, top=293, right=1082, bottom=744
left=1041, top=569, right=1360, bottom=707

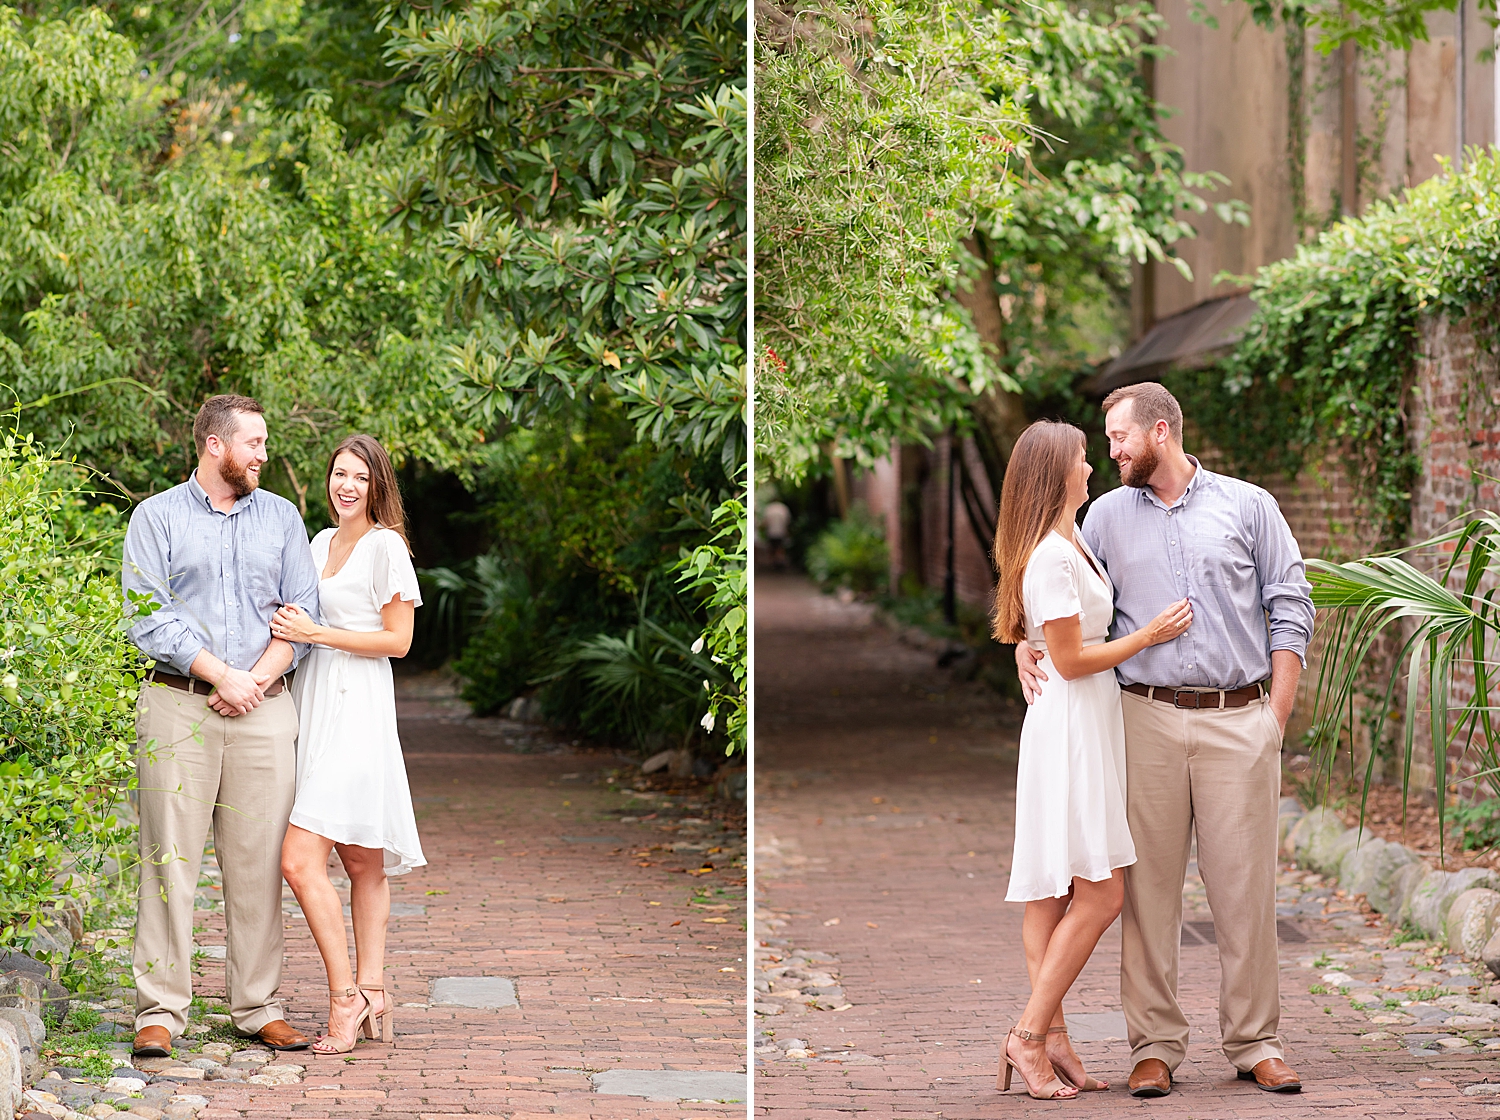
left=1173, top=689, right=1199, bottom=709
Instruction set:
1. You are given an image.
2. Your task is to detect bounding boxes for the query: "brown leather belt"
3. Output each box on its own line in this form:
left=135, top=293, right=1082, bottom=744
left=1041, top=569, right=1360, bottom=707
left=1122, top=682, right=1265, bottom=709
left=149, top=667, right=286, bottom=698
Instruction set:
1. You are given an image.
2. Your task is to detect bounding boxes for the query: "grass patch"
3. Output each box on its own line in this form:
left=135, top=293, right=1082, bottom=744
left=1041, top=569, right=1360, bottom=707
left=1390, top=921, right=1426, bottom=946
left=1407, top=986, right=1454, bottom=1002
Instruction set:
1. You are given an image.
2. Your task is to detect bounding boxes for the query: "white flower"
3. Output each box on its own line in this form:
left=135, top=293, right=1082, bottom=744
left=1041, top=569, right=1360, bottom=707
left=700, top=710, right=715, bottom=732
left=691, top=635, right=706, bottom=654
left=703, top=679, right=711, bottom=691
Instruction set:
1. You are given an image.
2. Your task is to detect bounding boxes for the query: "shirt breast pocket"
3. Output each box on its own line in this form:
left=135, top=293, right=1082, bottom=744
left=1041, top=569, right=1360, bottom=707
left=1197, top=531, right=1256, bottom=592
left=240, top=546, right=284, bottom=604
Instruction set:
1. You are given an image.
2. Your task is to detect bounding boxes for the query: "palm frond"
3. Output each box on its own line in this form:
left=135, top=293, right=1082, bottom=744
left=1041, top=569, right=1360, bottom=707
left=1309, top=513, right=1500, bottom=857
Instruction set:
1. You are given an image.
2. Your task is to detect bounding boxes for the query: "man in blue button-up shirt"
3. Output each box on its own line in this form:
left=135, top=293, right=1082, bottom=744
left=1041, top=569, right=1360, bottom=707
left=1019, top=383, right=1313, bottom=1097
left=122, top=394, right=320, bottom=1057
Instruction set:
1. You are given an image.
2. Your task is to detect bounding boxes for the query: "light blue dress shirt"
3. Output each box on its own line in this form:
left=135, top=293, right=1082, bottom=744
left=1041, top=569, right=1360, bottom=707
left=1079, top=458, right=1314, bottom=689
left=122, top=472, right=321, bottom=675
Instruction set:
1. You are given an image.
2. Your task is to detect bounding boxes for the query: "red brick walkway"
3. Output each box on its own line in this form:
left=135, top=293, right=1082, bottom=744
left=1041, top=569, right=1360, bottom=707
left=753, top=574, right=1497, bottom=1118
left=187, top=677, right=747, bottom=1119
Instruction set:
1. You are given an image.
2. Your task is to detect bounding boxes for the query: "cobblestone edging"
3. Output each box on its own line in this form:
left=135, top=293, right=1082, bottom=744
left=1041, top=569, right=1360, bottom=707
left=1, top=990, right=307, bottom=1120
left=1279, top=796, right=1500, bottom=1061
left=1280, top=798, right=1500, bottom=960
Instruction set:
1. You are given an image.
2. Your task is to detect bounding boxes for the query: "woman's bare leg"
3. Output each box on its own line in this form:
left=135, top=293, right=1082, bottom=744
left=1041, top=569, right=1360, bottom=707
left=1005, top=872, right=1125, bottom=1092
left=1023, top=890, right=1071, bottom=1023
left=281, top=825, right=366, bottom=1045
left=337, top=844, right=390, bottom=1021
left=1020, top=889, right=1098, bottom=1085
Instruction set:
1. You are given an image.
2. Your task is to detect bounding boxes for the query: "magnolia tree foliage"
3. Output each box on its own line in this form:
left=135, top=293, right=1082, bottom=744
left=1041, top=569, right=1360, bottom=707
left=0, top=7, right=480, bottom=504
left=382, top=0, right=749, bottom=750
left=383, top=0, right=748, bottom=475
left=754, top=0, right=1027, bottom=476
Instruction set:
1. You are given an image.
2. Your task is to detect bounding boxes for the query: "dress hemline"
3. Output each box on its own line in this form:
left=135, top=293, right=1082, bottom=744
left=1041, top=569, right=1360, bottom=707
left=1004, top=855, right=1138, bottom=903
left=288, top=810, right=427, bottom=878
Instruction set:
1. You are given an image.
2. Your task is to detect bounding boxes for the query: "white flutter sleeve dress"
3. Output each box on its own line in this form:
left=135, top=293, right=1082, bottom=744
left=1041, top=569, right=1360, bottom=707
left=1005, top=530, right=1135, bottom=902
left=289, top=527, right=427, bottom=876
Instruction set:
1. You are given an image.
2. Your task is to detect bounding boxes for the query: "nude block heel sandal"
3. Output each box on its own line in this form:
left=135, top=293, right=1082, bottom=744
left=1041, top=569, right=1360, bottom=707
left=360, top=984, right=393, bottom=1043
left=998, top=1026, right=1078, bottom=1099
left=1048, top=1025, right=1108, bottom=1091
left=312, top=987, right=373, bottom=1055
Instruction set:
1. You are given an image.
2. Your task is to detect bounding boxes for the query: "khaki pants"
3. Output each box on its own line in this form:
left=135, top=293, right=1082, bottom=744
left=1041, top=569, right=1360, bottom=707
left=133, top=683, right=298, bottom=1035
left=1119, top=690, right=1284, bottom=1072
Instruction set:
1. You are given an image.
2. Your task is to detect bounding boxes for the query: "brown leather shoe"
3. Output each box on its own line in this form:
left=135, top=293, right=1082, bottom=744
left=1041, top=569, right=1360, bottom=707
left=131, top=1025, right=172, bottom=1057
left=1129, top=1058, right=1172, bottom=1098
left=255, top=1019, right=311, bottom=1051
left=1238, top=1057, right=1302, bottom=1092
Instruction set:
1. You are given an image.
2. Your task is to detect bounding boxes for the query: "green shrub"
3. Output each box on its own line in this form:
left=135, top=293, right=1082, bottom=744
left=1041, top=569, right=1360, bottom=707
left=436, top=406, right=736, bottom=755
left=1449, top=798, right=1500, bottom=851
left=449, top=571, right=543, bottom=716
left=0, top=435, right=139, bottom=965
left=806, top=505, right=890, bottom=594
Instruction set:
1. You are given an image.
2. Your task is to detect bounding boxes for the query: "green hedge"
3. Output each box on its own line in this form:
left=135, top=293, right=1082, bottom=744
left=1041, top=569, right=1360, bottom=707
left=0, top=435, right=138, bottom=963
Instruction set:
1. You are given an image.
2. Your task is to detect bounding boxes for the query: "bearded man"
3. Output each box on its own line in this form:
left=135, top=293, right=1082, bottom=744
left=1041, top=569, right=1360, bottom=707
left=1017, top=382, right=1314, bottom=1097
left=123, top=394, right=320, bottom=1056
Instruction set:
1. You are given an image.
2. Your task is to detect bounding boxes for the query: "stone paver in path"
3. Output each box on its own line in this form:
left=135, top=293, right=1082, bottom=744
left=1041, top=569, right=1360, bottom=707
left=754, top=572, right=1500, bottom=1118
left=429, top=976, right=519, bottom=1009
left=590, top=1069, right=749, bottom=1101
left=164, top=670, right=746, bottom=1119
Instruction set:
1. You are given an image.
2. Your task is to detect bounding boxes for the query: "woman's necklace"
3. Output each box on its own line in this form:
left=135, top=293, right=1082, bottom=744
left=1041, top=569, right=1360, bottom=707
left=322, top=522, right=375, bottom=580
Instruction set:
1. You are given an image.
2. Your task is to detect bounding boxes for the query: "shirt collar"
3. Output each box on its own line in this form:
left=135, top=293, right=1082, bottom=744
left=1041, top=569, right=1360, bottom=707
left=188, top=469, right=257, bottom=516
left=1139, top=455, right=1209, bottom=512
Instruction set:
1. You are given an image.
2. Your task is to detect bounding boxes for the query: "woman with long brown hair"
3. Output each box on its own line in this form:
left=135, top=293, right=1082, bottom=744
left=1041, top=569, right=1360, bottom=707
left=992, top=420, right=1192, bottom=1099
left=269, top=434, right=425, bottom=1053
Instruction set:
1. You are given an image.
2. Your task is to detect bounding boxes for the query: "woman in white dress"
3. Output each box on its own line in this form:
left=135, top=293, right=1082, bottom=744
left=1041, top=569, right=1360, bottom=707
left=269, top=433, right=426, bottom=1054
left=991, top=420, right=1192, bottom=1099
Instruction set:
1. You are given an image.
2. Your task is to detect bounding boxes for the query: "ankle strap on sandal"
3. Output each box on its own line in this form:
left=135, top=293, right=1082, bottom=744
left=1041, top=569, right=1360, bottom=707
left=330, top=986, right=357, bottom=997
left=1010, top=1026, right=1047, bottom=1042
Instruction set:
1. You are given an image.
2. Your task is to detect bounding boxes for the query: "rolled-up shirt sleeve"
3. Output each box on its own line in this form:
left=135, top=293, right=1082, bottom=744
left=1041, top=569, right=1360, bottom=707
left=278, top=510, right=322, bottom=670
left=1253, top=492, right=1315, bottom=664
left=122, top=503, right=203, bottom=675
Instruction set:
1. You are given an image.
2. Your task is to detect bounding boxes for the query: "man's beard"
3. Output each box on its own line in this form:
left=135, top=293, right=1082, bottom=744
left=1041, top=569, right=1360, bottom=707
left=218, top=449, right=259, bottom=498
left=1118, top=440, right=1159, bottom=488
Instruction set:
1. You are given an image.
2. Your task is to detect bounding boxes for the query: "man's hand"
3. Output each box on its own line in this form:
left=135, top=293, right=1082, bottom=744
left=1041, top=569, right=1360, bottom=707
left=209, top=667, right=269, bottom=717
left=1014, top=643, right=1047, bottom=704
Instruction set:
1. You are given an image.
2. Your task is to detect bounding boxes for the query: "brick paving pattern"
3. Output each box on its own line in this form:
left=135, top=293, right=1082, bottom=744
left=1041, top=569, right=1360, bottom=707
left=181, top=676, right=747, bottom=1119
left=753, top=574, right=1500, bottom=1118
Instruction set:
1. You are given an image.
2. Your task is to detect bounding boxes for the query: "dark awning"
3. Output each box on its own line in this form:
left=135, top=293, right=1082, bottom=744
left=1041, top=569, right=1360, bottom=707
left=1085, top=293, right=1258, bottom=396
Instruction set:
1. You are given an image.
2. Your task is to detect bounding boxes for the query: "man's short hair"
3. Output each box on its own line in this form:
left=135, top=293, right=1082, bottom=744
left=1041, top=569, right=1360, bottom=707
left=1102, top=382, right=1183, bottom=443
left=193, top=394, right=264, bottom=456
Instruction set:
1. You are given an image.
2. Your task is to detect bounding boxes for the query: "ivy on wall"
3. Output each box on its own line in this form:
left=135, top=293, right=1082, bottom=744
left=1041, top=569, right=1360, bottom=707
left=1172, top=150, right=1500, bottom=546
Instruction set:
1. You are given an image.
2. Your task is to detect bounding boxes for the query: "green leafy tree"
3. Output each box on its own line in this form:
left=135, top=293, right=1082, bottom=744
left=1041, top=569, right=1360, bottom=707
left=31, top=0, right=410, bottom=141
left=754, top=0, right=1242, bottom=485
left=0, top=7, right=480, bottom=504
left=754, top=0, right=1027, bottom=476
left=955, top=0, right=1246, bottom=489
left=384, top=0, right=747, bottom=473
left=383, top=0, right=749, bottom=753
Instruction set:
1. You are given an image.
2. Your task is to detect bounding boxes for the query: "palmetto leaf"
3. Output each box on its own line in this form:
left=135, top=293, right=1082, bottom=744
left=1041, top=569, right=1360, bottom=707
left=1308, top=515, right=1500, bottom=856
